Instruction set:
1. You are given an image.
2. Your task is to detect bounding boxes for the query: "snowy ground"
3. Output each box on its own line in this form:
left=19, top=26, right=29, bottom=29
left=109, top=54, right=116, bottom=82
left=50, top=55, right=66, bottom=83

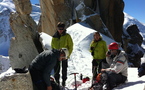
left=65, top=68, right=145, bottom=90
left=1, top=60, right=145, bottom=90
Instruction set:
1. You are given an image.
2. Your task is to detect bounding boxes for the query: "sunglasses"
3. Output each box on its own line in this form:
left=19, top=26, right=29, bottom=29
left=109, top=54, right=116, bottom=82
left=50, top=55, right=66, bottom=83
left=58, top=28, right=64, bottom=30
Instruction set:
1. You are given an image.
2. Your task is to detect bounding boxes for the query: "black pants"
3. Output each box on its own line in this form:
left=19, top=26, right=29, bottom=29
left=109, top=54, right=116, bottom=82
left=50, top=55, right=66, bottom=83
left=92, top=59, right=106, bottom=79
left=29, top=67, right=47, bottom=90
left=107, top=73, right=127, bottom=89
left=54, top=59, right=68, bottom=84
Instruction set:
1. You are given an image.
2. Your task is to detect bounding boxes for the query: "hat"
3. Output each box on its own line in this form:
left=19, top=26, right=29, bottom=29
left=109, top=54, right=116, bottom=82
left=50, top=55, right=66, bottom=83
left=108, top=42, right=119, bottom=50
left=61, top=48, right=69, bottom=58
left=57, top=22, right=65, bottom=28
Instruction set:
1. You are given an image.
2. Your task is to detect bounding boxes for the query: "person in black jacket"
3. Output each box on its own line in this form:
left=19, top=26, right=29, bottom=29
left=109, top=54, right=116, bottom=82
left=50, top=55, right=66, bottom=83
left=29, top=48, right=69, bottom=90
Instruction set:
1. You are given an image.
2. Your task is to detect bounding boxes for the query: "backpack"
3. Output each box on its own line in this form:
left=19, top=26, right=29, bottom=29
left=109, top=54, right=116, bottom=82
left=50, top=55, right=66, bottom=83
left=89, top=72, right=108, bottom=90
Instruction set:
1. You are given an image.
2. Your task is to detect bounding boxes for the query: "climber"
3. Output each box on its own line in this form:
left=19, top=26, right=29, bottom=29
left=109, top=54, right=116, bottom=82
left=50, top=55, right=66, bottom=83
left=29, top=48, right=69, bottom=90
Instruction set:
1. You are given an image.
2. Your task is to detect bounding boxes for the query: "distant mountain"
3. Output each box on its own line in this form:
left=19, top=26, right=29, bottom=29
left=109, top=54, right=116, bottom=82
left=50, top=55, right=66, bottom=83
left=0, top=0, right=14, bottom=56
left=0, top=0, right=41, bottom=56
left=0, top=1, right=145, bottom=56
left=123, top=12, right=145, bottom=41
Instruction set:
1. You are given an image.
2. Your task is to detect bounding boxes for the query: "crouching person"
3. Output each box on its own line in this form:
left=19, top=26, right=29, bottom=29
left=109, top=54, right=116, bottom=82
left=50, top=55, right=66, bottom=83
left=29, top=48, right=69, bottom=90
left=101, top=42, right=128, bottom=90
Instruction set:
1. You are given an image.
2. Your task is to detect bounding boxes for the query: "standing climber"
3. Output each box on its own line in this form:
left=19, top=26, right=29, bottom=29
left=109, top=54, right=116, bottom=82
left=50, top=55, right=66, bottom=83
left=51, top=22, right=73, bottom=86
left=90, top=32, right=108, bottom=82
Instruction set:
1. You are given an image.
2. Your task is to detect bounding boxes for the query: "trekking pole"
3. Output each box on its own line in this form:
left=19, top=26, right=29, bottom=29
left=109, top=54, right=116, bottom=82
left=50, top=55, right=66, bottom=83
left=70, top=73, right=79, bottom=90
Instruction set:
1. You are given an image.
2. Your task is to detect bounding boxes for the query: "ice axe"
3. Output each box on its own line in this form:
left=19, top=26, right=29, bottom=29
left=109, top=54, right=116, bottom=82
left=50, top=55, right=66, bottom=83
left=70, top=73, right=79, bottom=90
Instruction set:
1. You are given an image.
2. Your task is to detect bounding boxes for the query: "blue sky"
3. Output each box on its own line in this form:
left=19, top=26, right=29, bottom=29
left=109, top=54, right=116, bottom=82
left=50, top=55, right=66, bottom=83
left=123, top=0, right=145, bottom=24
left=30, top=0, right=145, bottom=24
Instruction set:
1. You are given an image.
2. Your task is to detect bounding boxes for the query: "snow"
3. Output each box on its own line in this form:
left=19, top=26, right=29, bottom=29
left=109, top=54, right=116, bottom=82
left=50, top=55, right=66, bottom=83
left=0, top=0, right=15, bottom=12
left=0, top=55, right=10, bottom=74
left=39, top=32, right=52, bottom=50
left=31, top=4, right=41, bottom=24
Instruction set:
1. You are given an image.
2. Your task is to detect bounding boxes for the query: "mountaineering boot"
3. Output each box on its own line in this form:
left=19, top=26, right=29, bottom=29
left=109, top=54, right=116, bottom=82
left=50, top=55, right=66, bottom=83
left=62, top=81, right=66, bottom=86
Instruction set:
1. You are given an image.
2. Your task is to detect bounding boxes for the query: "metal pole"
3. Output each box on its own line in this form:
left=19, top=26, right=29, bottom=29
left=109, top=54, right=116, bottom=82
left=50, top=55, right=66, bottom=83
left=74, top=73, right=77, bottom=90
left=70, top=73, right=79, bottom=90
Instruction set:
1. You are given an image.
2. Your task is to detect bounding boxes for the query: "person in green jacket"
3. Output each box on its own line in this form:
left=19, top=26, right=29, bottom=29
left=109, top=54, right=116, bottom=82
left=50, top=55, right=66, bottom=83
left=29, top=48, right=69, bottom=90
left=90, top=32, right=108, bottom=81
left=51, top=22, right=73, bottom=86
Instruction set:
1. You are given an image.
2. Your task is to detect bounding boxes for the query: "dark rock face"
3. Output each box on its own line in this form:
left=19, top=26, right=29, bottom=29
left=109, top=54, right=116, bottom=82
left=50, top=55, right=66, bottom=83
left=39, top=0, right=124, bottom=40
left=126, top=25, right=143, bottom=45
left=99, top=0, right=124, bottom=42
left=125, top=25, right=144, bottom=67
left=126, top=44, right=144, bottom=67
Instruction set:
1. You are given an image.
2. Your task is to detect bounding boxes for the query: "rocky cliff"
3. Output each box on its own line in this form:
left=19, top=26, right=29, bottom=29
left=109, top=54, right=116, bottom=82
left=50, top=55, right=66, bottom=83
left=38, top=0, right=125, bottom=41
left=8, top=0, right=127, bottom=69
left=9, top=0, right=43, bottom=69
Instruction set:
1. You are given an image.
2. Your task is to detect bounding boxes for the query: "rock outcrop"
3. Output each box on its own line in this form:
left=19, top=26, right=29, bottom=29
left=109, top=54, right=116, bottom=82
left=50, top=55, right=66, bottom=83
left=0, top=72, right=33, bottom=90
left=9, top=0, right=43, bottom=69
left=38, top=0, right=124, bottom=41
left=124, top=24, right=144, bottom=67
left=99, top=0, right=124, bottom=42
left=39, top=0, right=71, bottom=36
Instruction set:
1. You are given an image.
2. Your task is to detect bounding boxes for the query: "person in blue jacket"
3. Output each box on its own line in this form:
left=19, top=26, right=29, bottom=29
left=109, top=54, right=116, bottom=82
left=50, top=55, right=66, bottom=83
left=29, top=48, right=69, bottom=90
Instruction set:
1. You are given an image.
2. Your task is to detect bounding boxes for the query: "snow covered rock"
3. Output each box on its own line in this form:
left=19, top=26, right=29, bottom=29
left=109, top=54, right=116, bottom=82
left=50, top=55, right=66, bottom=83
left=0, top=71, right=33, bottom=90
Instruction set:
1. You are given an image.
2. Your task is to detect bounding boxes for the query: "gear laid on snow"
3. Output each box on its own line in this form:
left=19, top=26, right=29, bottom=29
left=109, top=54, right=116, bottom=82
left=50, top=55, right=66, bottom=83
left=82, top=77, right=90, bottom=83
left=14, top=66, right=28, bottom=73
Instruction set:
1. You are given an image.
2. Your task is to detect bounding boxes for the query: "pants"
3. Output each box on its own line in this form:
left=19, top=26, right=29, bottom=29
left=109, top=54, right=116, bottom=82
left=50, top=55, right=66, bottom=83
left=54, top=59, right=68, bottom=84
left=107, top=73, right=127, bottom=89
left=92, top=59, right=106, bottom=79
left=29, top=67, right=47, bottom=90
